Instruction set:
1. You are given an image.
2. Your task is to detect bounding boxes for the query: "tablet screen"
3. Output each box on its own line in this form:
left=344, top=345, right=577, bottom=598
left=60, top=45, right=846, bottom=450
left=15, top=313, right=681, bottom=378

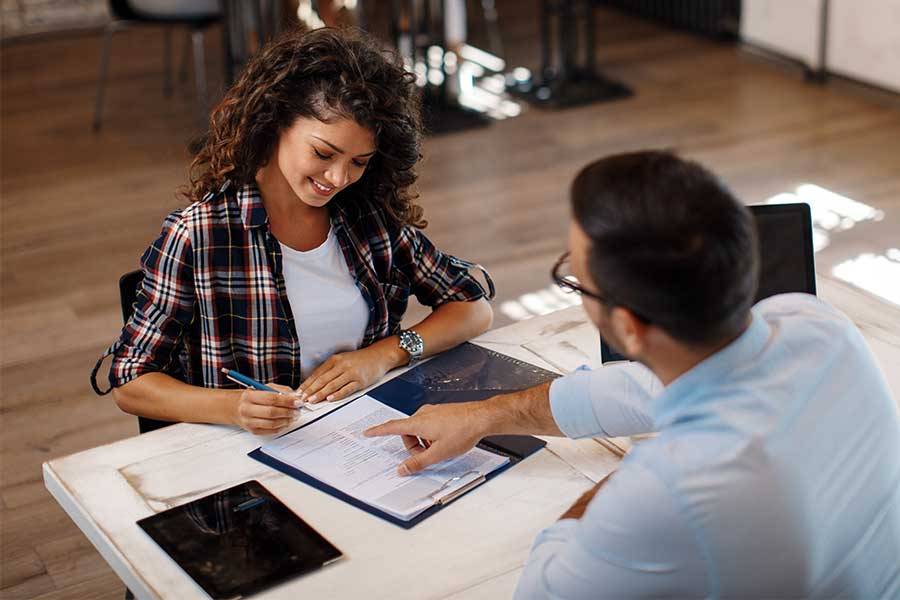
left=138, top=480, right=341, bottom=599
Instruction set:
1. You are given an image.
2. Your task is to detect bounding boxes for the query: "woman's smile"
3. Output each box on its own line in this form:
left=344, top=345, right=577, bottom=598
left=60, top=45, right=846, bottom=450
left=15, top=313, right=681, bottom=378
left=308, top=177, right=337, bottom=196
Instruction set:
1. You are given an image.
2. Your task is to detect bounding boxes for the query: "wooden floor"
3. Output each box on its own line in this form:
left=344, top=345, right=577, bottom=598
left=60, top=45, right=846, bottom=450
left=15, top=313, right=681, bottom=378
left=2, top=4, right=900, bottom=599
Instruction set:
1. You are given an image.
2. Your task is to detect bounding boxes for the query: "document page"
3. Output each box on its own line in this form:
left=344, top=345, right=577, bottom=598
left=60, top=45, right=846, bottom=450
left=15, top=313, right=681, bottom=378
left=261, top=395, right=509, bottom=521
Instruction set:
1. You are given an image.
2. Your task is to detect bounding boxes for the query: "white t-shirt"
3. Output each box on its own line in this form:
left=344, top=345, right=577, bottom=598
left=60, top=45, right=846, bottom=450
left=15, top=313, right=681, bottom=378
left=279, top=229, right=370, bottom=380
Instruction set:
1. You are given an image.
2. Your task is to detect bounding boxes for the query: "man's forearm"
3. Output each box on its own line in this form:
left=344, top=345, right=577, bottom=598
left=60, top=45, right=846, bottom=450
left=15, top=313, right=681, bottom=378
left=479, top=382, right=564, bottom=437
left=364, top=378, right=566, bottom=474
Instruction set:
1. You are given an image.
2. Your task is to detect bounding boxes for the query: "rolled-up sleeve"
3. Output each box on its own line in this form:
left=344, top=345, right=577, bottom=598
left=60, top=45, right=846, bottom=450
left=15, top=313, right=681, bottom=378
left=395, top=225, right=494, bottom=306
left=549, top=363, right=659, bottom=439
left=107, top=212, right=196, bottom=388
left=514, top=463, right=707, bottom=599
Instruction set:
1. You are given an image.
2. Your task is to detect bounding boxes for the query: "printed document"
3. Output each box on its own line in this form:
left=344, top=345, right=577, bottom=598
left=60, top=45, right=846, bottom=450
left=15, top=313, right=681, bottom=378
left=261, top=395, right=509, bottom=521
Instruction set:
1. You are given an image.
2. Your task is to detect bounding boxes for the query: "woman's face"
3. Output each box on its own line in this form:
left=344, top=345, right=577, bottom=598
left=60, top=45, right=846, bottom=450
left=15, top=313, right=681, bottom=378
left=271, top=115, right=376, bottom=208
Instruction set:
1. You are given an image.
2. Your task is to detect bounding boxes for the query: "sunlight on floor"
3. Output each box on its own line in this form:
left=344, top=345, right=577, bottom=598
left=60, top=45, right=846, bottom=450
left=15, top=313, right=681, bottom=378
left=500, top=285, right=582, bottom=321
left=503, top=183, right=897, bottom=323
left=767, top=184, right=898, bottom=307
left=766, top=183, right=885, bottom=253
left=833, top=250, right=900, bottom=306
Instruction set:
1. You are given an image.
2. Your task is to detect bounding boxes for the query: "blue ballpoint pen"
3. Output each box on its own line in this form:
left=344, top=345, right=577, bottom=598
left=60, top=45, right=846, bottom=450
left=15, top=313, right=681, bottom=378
left=220, top=368, right=283, bottom=393
left=220, top=368, right=308, bottom=408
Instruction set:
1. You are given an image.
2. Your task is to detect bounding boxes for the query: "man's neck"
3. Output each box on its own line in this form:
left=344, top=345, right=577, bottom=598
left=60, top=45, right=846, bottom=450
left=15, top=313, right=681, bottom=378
left=645, top=317, right=752, bottom=386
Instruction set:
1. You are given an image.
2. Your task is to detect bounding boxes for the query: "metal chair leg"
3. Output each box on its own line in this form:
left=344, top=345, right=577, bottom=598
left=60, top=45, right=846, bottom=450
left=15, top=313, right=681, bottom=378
left=481, top=0, right=503, bottom=57
left=163, top=27, right=173, bottom=97
left=93, top=22, right=117, bottom=131
left=178, top=28, right=191, bottom=84
left=191, top=28, right=208, bottom=117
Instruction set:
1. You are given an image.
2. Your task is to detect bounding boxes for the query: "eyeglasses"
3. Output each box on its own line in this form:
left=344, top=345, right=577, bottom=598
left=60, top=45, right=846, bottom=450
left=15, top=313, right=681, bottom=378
left=550, top=252, right=652, bottom=323
left=551, top=252, right=607, bottom=302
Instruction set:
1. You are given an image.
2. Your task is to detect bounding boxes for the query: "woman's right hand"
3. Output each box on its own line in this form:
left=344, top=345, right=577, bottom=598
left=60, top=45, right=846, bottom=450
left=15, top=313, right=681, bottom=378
left=231, top=384, right=302, bottom=435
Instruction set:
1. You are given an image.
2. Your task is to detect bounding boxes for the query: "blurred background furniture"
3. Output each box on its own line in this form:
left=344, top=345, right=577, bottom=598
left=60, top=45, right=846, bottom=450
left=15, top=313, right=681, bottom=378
left=741, top=0, right=900, bottom=92
left=93, top=0, right=220, bottom=130
left=219, top=0, right=285, bottom=85
left=507, top=0, right=631, bottom=109
left=390, top=0, right=494, bottom=133
left=600, top=0, right=740, bottom=38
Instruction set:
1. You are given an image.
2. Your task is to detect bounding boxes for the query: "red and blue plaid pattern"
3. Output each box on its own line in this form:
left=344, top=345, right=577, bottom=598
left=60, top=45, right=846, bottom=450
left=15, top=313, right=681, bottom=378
left=92, top=183, right=493, bottom=393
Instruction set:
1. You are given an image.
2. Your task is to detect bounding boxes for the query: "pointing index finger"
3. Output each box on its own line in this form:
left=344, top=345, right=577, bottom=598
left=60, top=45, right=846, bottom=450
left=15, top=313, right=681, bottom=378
left=363, top=417, right=414, bottom=438
left=398, top=444, right=449, bottom=475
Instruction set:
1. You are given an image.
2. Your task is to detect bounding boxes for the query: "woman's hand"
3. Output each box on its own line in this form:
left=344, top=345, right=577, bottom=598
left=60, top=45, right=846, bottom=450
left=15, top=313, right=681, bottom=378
left=298, top=344, right=401, bottom=404
left=231, top=383, right=301, bottom=435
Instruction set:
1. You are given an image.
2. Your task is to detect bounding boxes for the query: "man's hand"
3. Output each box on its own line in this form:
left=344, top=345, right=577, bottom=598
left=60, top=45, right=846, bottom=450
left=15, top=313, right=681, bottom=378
left=231, top=383, right=300, bottom=435
left=559, top=473, right=614, bottom=520
left=364, top=402, right=489, bottom=475
left=298, top=345, right=399, bottom=404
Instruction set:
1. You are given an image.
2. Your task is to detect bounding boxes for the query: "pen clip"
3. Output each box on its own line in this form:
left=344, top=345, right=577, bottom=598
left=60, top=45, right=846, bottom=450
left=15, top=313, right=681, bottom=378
left=224, top=373, right=250, bottom=389
left=434, top=474, right=486, bottom=505
left=416, top=470, right=483, bottom=507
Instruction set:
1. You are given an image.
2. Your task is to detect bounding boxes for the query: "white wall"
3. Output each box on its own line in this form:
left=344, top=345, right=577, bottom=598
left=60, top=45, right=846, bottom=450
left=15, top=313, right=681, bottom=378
left=741, top=0, right=826, bottom=69
left=741, top=0, right=900, bottom=93
left=828, top=0, right=900, bottom=93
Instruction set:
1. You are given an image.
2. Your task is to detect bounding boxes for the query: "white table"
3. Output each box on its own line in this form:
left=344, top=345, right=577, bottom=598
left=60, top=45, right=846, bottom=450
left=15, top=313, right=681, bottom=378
left=43, top=279, right=900, bottom=599
left=43, top=307, right=619, bottom=600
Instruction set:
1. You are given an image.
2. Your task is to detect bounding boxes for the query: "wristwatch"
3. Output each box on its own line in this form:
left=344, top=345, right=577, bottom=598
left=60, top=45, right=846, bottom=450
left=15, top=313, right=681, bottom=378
left=398, top=329, right=425, bottom=363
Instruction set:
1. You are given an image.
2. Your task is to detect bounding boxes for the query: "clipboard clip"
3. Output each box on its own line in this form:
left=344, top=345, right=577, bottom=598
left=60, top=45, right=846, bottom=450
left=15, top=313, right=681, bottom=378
left=419, top=470, right=487, bottom=507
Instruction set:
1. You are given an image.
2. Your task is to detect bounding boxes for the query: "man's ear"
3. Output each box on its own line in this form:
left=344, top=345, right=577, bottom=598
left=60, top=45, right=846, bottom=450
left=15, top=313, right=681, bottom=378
left=609, top=306, right=649, bottom=357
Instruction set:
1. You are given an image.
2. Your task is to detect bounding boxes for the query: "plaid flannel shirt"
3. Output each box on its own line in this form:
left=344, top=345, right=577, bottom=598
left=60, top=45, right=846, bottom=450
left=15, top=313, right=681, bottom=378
left=91, top=182, right=494, bottom=393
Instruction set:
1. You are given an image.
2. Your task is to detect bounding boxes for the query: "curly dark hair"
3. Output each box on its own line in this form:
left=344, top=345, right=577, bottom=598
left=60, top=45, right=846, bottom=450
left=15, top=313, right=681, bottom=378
left=184, top=27, right=426, bottom=228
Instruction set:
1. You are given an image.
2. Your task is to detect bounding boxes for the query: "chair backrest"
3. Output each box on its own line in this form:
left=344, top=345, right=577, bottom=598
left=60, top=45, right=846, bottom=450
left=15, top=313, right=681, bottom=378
left=118, top=269, right=144, bottom=323
left=109, top=0, right=220, bottom=24
left=109, top=0, right=141, bottom=21
left=119, top=270, right=176, bottom=434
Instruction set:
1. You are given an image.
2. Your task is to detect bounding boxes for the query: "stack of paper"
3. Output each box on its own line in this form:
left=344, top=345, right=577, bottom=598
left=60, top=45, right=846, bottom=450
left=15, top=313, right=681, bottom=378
left=261, top=395, right=508, bottom=521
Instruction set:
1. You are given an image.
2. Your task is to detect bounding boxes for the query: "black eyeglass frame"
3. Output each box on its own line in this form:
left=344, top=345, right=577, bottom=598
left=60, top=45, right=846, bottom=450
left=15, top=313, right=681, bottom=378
left=550, top=252, right=653, bottom=324
left=551, top=252, right=607, bottom=302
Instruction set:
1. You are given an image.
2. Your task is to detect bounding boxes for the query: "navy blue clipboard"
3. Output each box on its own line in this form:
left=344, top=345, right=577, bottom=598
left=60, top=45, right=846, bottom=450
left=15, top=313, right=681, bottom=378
left=249, top=343, right=559, bottom=528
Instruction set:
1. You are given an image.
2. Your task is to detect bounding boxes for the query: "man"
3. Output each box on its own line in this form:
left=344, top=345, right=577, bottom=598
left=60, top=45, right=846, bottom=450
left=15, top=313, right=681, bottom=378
left=365, top=151, right=900, bottom=598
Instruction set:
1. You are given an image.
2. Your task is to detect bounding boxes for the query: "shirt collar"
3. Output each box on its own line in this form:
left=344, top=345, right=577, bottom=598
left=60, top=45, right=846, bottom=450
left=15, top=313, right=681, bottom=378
left=235, top=181, right=269, bottom=229
left=652, top=308, right=771, bottom=428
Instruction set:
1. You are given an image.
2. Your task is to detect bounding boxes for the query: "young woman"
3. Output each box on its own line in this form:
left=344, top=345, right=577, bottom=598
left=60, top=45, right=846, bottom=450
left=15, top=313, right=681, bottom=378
left=91, top=27, right=494, bottom=434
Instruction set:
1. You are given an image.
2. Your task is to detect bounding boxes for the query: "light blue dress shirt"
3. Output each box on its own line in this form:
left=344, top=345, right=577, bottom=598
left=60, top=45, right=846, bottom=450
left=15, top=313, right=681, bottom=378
left=516, top=294, right=900, bottom=599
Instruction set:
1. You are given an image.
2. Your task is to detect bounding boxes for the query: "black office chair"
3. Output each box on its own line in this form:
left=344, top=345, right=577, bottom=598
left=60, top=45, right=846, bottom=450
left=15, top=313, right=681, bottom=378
left=119, top=270, right=176, bottom=435
left=93, top=0, right=221, bottom=130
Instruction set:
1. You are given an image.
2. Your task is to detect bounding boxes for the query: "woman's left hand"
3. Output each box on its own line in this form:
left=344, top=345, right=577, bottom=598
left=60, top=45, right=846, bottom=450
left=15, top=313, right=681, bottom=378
left=298, top=345, right=399, bottom=404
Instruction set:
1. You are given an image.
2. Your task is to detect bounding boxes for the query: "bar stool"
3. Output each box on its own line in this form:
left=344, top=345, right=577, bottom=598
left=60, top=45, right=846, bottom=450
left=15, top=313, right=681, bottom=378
left=93, top=0, right=220, bottom=130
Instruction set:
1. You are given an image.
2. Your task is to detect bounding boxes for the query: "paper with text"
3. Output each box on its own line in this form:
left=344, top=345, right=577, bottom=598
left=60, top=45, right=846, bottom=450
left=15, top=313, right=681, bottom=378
left=261, top=395, right=509, bottom=521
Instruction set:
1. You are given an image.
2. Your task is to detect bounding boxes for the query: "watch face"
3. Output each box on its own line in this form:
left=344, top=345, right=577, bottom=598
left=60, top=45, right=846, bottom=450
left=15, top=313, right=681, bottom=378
left=402, top=331, right=424, bottom=356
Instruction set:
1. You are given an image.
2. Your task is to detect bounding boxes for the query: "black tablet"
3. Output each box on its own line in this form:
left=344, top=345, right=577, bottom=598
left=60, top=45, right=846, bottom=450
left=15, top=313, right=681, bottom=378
left=138, top=480, right=342, bottom=599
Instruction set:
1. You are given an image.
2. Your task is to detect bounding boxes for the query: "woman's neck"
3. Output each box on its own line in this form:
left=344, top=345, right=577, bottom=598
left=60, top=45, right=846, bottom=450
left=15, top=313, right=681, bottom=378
left=255, top=166, right=330, bottom=252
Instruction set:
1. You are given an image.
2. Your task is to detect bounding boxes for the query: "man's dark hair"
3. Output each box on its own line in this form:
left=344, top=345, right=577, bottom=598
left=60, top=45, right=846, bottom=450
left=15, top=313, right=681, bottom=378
left=571, top=150, right=759, bottom=346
